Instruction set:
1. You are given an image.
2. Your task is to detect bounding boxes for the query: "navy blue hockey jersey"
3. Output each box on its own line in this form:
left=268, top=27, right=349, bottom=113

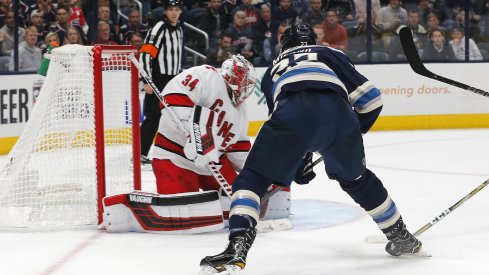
left=261, top=45, right=383, bottom=133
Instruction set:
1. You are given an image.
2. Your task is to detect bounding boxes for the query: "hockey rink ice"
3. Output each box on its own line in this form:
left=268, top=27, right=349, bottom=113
left=0, top=129, right=488, bottom=275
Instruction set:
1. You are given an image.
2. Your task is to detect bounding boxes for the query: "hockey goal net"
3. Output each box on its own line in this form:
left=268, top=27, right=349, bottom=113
left=0, top=45, right=141, bottom=229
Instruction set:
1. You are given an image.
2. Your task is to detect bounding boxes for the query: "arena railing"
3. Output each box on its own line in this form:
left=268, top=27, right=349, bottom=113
left=1, top=0, right=488, bottom=74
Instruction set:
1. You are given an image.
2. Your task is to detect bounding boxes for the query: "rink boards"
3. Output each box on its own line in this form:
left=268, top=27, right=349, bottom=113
left=2, top=63, right=489, bottom=154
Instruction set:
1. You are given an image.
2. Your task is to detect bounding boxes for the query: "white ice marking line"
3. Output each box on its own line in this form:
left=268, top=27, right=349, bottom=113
left=365, top=135, right=489, bottom=150
left=368, top=164, right=489, bottom=177
left=40, top=231, right=102, bottom=275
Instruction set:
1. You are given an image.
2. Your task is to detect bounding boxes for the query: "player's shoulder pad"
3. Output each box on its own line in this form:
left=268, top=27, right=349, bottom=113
left=313, top=45, right=347, bottom=58
left=195, top=64, right=222, bottom=80
left=262, top=66, right=273, bottom=86
left=315, top=45, right=355, bottom=67
left=182, top=65, right=223, bottom=93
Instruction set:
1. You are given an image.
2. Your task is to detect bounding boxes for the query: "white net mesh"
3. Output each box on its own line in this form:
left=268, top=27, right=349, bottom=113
left=0, top=45, right=138, bottom=229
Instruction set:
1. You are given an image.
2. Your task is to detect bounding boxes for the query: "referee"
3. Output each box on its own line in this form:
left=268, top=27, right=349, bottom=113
left=139, top=0, right=184, bottom=165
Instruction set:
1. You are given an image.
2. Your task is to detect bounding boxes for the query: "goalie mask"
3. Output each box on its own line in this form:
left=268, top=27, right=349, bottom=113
left=221, top=54, right=257, bottom=106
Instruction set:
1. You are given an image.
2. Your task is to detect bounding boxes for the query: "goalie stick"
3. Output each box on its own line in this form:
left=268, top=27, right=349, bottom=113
left=131, top=53, right=321, bottom=202
left=129, top=54, right=298, bottom=233
left=399, top=26, right=489, bottom=98
left=129, top=54, right=292, bottom=233
left=128, top=54, right=233, bottom=199
left=128, top=55, right=293, bottom=232
left=365, top=178, right=489, bottom=243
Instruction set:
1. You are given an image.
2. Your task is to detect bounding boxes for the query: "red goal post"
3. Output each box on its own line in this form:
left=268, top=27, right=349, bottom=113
left=93, top=45, right=141, bottom=224
left=0, top=45, right=141, bottom=229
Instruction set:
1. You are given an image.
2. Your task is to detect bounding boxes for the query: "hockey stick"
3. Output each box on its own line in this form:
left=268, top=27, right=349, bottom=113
left=130, top=55, right=293, bottom=232
left=128, top=54, right=233, bottom=198
left=399, top=26, right=489, bottom=98
left=412, top=178, right=489, bottom=236
left=365, top=27, right=489, bottom=242
left=365, top=178, right=489, bottom=243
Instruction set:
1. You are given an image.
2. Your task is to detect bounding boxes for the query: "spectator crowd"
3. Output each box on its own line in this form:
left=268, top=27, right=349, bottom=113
left=1, top=0, right=489, bottom=72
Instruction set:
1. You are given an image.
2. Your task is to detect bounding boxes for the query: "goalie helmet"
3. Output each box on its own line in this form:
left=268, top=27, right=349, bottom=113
left=281, top=23, right=317, bottom=52
left=220, top=54, right=257, bottom=106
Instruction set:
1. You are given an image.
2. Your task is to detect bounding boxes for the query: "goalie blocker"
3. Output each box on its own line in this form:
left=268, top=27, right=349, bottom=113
left=102, top=189, right=290, bottom=234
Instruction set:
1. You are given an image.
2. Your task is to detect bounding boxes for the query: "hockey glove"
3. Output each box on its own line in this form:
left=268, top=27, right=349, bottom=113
left=183, top=105, right=221, bottom=168
left=294, top=152, right=316, bottom=185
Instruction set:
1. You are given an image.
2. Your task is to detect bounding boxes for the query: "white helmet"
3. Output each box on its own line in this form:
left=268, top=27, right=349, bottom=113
left=220, top=54, right=257, bottom=106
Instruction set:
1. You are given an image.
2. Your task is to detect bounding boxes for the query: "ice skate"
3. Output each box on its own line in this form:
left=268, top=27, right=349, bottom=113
left=199, top=228, right=256, bottom=274
left=140, top=156, right=152, bottom=171
left=383, top=217, right=430, bottom=257
left=140, top=155, right=152, bottom=164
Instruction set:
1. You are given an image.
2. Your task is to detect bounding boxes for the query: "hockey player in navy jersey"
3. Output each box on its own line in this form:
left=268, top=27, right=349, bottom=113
left=199, top=24, right=424, bottom=274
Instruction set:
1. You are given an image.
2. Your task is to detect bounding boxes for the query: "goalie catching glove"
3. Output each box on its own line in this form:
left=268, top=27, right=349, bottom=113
left=294, top=152, right=316, bottom=185
left=183, top=105, right=223, bottom=167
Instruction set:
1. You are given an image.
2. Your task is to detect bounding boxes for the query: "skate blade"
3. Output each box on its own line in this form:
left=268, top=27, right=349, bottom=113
left=256, top=218, right=292, bottom=233
left=220, top=265, right=242, bottom=275
left=140, top=164, right=153, bottom=171
left=198, top=266, right=218, bottom=275
left=397, top=248, right=432, bottom=258
left=364, top=234, right=387, bottom=244
left=410, top=249, right=432, bottom=257
left=198, top=265, right=241, bottom=275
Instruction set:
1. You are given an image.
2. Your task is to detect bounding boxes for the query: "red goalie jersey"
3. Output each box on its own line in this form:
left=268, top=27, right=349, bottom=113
left=152, top=64, right=252, bottom=194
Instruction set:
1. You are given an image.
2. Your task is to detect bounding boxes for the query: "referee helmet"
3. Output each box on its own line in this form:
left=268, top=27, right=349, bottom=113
left=164, top=0, right=183, bottom=8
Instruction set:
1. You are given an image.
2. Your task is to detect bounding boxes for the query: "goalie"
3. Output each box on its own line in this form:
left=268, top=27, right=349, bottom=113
left=151, top=55, right=256, bottom=197
left=103, top=55, right=290, bottom=234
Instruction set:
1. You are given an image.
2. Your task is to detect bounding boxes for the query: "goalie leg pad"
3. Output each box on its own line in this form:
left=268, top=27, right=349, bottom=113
left=220, top=192, right=231, bottom=227
left=259, top=185, right=291, bottom=220
left=102, top=190, right=224, bottom=234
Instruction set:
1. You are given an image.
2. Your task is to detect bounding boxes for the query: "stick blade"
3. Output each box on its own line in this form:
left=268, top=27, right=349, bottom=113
left=399, top=27, right=489, bottom=97
left=399, top=27, right=431, bottom=77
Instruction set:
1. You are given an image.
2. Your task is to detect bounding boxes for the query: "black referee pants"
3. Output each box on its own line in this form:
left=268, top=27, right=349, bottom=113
left=140, top=74, right=175, bottom=157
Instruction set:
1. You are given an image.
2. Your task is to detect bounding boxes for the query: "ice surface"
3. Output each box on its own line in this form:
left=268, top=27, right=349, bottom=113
left=0, top=129, right=488, bottom=275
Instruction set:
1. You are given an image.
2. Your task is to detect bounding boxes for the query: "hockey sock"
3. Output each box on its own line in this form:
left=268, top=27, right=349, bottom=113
left=229, top=214, right=257, bottom=239
left=229, top=190, right=260, bottom=237
left=338, top=169, right=388, bottom=210
left=367, top=195, right=401, bottom=230
left=228, top=168, right=275, bottom=238
left=338, top=169, right=400, bottom=230
left=231, top=168, right=273, bottom=197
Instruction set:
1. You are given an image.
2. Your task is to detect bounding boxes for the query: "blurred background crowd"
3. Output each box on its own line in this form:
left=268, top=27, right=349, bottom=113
left=1, top=0, right=489, bottom=72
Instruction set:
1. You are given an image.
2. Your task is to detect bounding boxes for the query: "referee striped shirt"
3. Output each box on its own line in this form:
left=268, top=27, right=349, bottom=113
left=140, top=20, right=183, bottom=76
